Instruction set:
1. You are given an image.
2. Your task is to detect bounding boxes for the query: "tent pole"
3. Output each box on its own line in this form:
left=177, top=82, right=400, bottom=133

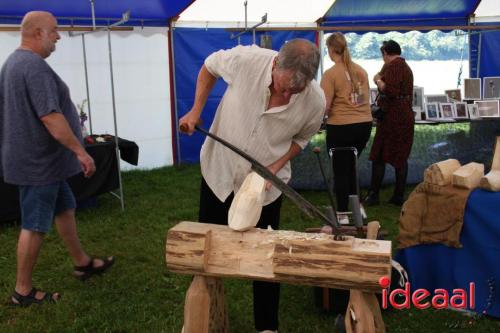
left=226, top=24, right=500, bottom=33
left=90, top=0, right=96, bottom=30
left=81, top=34, right=93, bottom=135
left=0, top=26, right=132, bottom=32
left=107, top=27, right=125, bottom=211
left=244, top=0, right=248, bottom=32
left=477, top=33, right=482, bottom=78
left=318, top=30, right=325, bottom=79
left=169, top=24, right=182, bottom=165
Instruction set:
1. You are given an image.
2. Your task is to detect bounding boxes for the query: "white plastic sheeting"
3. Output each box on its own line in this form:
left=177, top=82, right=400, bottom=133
left=179, top=0, right=499, bottom=25
left=0, top=27, right=173, bottom=170
left=474, top=0, right=500, bottom=20
left=178, top=0, right=334, bottom=25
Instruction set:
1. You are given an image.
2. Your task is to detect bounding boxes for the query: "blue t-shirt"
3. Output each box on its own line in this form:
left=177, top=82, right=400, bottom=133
left=0, top=49, right=82, bottom=185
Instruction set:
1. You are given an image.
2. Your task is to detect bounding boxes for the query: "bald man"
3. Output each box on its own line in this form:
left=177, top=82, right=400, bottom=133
left=0, top=11, right=114, bottom=306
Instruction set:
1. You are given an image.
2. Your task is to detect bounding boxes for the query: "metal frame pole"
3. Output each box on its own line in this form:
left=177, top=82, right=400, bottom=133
left=477, top=33, right=482, bottom=78
left=90, top=0, right=96, bottom=30
left=318, top=30, right=325, bottom=80
left=107, top=28, right=125, bottom=211
left=170, top=24, right=182, bottom=165
left=244, top=1, right=248, bottom=31
left=81, top=34, right=93, bottom=134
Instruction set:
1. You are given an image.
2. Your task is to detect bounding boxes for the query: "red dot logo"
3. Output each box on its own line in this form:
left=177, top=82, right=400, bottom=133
left=379, top=276, right=390, bottom=288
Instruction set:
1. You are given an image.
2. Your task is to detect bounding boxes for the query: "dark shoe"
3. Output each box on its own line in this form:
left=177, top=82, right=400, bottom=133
left=334, top=314, right=346, bottom=333
left=363, top=192, right=380, bottom=206
left=11, top=288, right=60, bottom=307
left=388, top=196, right=405, bottom=206
left=74, top=256, right=115, bottom=281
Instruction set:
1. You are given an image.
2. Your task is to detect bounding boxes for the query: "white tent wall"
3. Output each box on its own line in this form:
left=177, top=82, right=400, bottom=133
left=0, top=27, right=173, bottom=170
left=474, top=0, right=500, bottom=20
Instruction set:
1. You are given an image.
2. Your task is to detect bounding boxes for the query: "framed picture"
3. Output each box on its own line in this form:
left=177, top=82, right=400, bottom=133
left=454, top=102, right=468, bottom=119
left=426, top=94, right=449, bottom=104
left=464, top=78, right=481, bottom=100
left=369, top=88, right=378, bottom=104
left=412, top=86, right=424, bottom=109
left=439, top=103, right=455, bottom=119
left=475, top=100, right=500, bottom=118
left=467, top=103, right=480, bottom=119
left=483, top=77, right=500, bottom=99
left=424, top=102, right=439, bottom=120
left=445, top=89, right=461, bottom=102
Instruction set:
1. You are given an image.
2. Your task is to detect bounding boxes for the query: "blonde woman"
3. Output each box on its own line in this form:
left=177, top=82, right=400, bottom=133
left=320, top=32, right=372, bottom=215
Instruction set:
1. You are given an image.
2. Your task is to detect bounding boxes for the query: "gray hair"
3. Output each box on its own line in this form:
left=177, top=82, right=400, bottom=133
left=275, top=38, right=320, bottom=89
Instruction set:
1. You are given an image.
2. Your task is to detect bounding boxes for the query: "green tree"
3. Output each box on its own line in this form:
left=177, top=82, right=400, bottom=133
left=342, top=30, right=466, bottom=60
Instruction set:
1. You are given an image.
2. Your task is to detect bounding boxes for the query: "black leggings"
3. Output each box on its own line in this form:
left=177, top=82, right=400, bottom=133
left=199, top=177, right=282, bottom=331
left=326, top=122, right=372, bottom=211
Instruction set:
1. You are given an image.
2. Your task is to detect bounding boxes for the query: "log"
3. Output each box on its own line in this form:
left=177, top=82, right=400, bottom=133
left=345, top=290, right=375, bottom=333
left=228, top=172, right=265, bottom=231
left=452, top=162, right=485, bottom=189
left=183, top=276, right=210, bottom=333
left=345, top=222, right=386, bottom=333
left=166, top=222, right=392, bottom=292
left=480, top=137, right=500, bottom=192
left=205, top=277, right=229, bottom=333
left=183, top=276, right=229, bottom=333
left=424, top=159, right=461, bottom=186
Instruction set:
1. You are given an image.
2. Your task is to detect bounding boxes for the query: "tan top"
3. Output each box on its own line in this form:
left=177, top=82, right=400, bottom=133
left=321, top=62, right=372, bottom=125
left=201, top=45, right=325, bottom=205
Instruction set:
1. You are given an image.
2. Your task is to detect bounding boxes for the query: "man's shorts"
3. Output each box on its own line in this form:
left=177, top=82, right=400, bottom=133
left=18, top=181, right=76, bottom=233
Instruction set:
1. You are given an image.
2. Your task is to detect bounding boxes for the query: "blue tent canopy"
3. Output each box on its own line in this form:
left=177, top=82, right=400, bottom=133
left=321, top=0, right=481, bottom=31
left=0, top=0, right=193, bottom=26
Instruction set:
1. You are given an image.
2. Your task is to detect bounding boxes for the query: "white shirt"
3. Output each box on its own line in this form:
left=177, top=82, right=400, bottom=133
left=201, top=44, right=325, bottom=205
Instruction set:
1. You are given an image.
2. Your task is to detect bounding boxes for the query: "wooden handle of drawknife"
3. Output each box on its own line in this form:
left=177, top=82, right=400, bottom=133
left=179, top=119, right=203, bottom=133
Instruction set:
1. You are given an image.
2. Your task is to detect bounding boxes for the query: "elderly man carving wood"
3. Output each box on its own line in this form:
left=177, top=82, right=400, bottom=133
left=179, top=39, right=325, bottom=332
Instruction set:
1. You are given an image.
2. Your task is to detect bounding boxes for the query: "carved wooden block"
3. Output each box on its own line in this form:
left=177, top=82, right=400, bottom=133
left=452, top=162, right=484, bottom=189
left=228, top=172, right=265, bottom=231
left=480, top=137, right=500, bottom=192
left=424, top=159, right=461, bottom=186
left=480, top=170, right=500, bottom=192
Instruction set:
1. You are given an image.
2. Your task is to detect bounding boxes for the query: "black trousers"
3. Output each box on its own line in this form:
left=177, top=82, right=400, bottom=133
left=199, top=177, right=282, bottom=331
left=326, top=122, right=372, bottom=211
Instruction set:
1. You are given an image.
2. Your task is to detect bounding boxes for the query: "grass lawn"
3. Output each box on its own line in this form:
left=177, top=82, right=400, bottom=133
left=1, top=165, right=499, bottom=332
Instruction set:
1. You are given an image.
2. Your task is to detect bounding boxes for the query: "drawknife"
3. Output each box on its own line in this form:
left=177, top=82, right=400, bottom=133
left=191, top=125, right=344, bottom=240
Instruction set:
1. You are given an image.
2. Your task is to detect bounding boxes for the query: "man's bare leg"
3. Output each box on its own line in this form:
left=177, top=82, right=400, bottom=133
left=14, top=229, right=60, bottom=301
left=55, top=209, right=110, bottom=274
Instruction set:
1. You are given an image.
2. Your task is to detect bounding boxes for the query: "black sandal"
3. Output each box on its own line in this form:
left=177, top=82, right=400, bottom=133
left=74, top=256, right=115, bottom=281
left=11, top=288, right=60, bottom=307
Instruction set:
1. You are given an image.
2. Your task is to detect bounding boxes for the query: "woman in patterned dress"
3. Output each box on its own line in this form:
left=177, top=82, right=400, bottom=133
left=364, top=40, right=414, bottom=206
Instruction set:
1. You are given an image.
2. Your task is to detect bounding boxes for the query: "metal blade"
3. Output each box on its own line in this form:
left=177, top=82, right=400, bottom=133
left=195, top=125, right=342, bottom=236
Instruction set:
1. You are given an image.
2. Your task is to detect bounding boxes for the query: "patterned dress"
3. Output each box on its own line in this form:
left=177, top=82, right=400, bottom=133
left=369, top=57, right=414, bottom=168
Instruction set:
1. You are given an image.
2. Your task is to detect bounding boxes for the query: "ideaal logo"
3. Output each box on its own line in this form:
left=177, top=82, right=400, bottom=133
left=379, top=276, right=475, bottom=310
